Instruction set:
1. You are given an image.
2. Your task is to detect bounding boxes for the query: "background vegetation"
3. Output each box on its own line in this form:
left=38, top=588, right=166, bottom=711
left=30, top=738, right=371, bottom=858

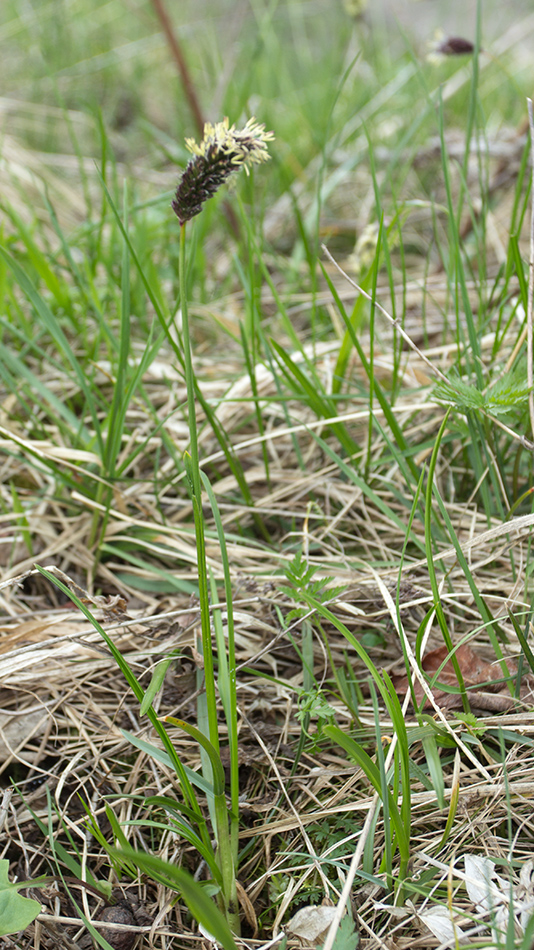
left=1, top=0, right=534, bottom=947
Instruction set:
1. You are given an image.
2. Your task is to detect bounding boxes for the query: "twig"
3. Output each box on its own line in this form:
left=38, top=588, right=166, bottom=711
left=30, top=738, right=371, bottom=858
left=149, top=0, right=204, bottom=137
left=153, top=0, right=242, bottom=237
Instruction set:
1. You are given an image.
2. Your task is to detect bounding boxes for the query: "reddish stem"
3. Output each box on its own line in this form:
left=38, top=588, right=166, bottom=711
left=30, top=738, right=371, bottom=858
left=149, top=0, right=205, bottom=137
left=151, top=0, right=241, bottom=238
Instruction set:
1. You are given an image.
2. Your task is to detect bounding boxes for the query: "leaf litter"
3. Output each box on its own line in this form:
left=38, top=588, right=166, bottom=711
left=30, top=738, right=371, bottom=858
left=3, top=309, right=534, bottom=948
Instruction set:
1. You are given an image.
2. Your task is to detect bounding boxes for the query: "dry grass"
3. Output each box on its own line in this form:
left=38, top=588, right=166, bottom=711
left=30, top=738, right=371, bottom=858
left=2, top=229, right=534, bottom=947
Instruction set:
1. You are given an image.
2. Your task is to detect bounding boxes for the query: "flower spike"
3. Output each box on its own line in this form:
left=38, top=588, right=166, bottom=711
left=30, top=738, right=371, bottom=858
left=172, top=117, right=274, bottom=225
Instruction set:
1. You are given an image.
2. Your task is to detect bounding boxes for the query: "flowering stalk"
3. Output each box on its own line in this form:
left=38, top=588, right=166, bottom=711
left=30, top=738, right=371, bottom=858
left=174, top=116, right=273, bottom=741
left=173, top=117, right=273, bottom=933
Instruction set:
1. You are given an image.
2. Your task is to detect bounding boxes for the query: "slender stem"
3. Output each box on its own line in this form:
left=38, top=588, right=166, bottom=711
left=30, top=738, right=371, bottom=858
left=179, top=225, right=200, bottom=497
left=179, top=223, right=219, bottom=752
left=526, top=98, right=534, bottom=439
left=179, top=224, right=239, bottom=931
left=150, top=0, right=205, bottom=137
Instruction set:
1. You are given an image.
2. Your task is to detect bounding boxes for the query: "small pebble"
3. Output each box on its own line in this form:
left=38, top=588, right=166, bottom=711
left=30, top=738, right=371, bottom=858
left=96, top=902, right=137, bottom=950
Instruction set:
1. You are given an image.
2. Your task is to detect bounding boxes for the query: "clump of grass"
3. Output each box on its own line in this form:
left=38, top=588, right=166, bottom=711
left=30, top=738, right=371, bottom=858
left=40, top=114, right=276, bottom=943
left=167, top=114, right=274, bottom=935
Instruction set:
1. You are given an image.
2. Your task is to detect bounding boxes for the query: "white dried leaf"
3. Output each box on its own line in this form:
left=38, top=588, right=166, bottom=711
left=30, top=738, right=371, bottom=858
left=516, top=859, right=534, bottom=930
left=287, top=905, right=338, bottom=946
left=372, top=901, right=408, bottom=918
left=519, top=859, right=534, bottom=893
left=464, top=854, right=509, bottom=911
left=418, top=906, right=456, bottom=946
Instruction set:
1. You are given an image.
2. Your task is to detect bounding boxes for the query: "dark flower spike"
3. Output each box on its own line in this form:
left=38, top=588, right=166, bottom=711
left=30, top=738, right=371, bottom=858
left=437, top=36, right=475, bottom=56
left=172, top=116, right=274, bottom=226
left=427, top=30, right=476, bottom=65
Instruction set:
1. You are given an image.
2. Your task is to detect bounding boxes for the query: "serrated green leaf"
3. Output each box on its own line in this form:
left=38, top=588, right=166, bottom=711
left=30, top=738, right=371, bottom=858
left=321, top=914, right=359, bottom=950
left=434, top=368, right=531, bottom=418
left=433, top=376, right=485, bottom=411
left=484, top=370, right=531, bottom=415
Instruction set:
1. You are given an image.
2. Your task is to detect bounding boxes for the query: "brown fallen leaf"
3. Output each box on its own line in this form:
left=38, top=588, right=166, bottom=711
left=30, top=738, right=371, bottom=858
left=391, top=644, right=519, bottom=711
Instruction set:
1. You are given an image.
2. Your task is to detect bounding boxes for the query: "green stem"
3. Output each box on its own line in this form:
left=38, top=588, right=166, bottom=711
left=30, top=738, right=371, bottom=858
left=179, top=225, right=201, bottom=501
left=179, top=224, right=219, bottom=751
left=179, top=224, right=238, bottom=931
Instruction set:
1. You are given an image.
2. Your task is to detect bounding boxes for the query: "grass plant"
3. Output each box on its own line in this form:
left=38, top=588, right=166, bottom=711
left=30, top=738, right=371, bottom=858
left=1, top=0, right=534, bottom=947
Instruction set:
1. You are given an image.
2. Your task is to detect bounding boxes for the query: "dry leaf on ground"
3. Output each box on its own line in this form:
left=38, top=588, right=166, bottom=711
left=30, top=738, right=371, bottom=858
left=391, top=643, right=529, bottom=712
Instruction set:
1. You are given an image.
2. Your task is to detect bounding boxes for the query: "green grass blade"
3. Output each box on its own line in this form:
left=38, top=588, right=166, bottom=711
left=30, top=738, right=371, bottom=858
left=162, top=717, right=226, bottom=796
left=121, top=731, right=214, bottom=798
left=35, top=567, right=207, bottom=827
left=0, top=247, right=104, bottom=457
left=109, top=847, right=239, bottom=950
left=424, top=410, right=469, bottom=713
left=323, top=723, right=409, bottom=862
